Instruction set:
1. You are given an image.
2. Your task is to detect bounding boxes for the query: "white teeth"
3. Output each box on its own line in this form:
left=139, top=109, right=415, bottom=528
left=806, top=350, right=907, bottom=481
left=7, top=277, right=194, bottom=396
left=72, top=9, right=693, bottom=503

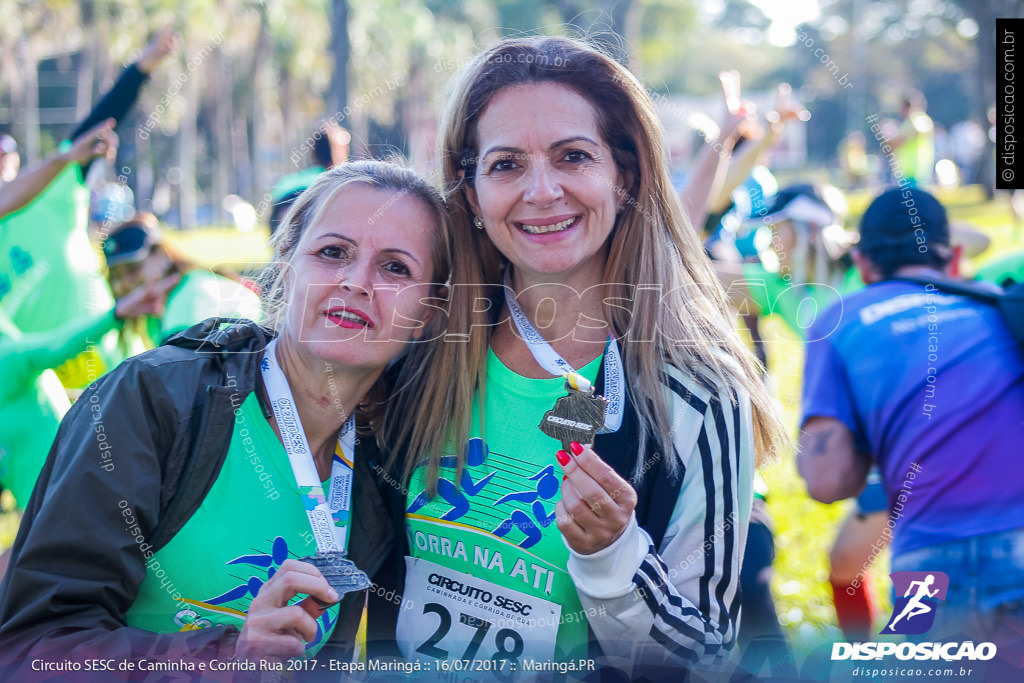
left=519, top=217, right=576, bottom=234
left=332, top=310, right=367, bottom=326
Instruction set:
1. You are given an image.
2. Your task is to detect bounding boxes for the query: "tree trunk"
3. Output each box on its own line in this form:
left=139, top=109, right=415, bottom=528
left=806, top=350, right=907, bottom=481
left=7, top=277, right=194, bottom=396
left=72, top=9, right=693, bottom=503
left=76, top=0, right=95, bottom=123
left=17, top=38, right=41, bottom=163
left=177, top=38, right=199, bottom=230
left=249, top=5, right=270, bottom=203
left=328, top=0, right=349, bottom=116
left=213, top=48, right=232, bottom=224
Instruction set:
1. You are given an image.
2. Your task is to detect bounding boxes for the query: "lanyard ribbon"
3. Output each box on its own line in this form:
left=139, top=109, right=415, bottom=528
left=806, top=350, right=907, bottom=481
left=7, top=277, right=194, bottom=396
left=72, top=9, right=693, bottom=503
left=261, top=338, right=356, bottom=554
left=503, top=271, right=624, bottom=433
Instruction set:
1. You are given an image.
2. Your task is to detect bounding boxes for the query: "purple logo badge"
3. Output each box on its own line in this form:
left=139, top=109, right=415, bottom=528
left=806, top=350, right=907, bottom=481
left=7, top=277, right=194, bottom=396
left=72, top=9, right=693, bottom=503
left=881, top=571, right=949, bottom=635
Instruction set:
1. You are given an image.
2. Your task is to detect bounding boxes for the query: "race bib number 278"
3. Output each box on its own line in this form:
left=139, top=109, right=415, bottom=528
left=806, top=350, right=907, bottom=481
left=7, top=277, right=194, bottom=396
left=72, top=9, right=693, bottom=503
left=397, top=556, right=562, bottom=667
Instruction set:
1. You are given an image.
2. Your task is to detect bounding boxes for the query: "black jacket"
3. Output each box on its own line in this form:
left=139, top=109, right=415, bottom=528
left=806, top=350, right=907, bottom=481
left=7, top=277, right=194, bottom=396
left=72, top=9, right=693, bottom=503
left=0, top=319, right=397, bottom=679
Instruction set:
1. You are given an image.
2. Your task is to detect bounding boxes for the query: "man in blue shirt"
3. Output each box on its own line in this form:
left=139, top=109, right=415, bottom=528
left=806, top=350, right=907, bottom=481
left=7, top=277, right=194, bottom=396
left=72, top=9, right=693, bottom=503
left=798, top=187, right=1024, bottom=658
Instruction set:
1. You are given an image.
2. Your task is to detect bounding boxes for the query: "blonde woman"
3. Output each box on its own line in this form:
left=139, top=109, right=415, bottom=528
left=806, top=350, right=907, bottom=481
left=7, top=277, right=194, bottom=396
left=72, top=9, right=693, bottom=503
left=0, top=161, right=475, bottom=673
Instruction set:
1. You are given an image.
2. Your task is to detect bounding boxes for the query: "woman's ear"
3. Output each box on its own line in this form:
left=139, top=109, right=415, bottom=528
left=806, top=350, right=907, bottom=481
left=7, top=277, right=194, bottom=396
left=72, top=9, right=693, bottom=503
left=461, top=171, right=483, bottom=219
left=615, top=169, right=635, bottom=213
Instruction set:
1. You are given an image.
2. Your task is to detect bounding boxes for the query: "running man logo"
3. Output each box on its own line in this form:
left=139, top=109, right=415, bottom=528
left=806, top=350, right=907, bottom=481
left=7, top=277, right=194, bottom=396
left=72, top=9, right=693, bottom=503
left=881, top=571, right=949, bottom=635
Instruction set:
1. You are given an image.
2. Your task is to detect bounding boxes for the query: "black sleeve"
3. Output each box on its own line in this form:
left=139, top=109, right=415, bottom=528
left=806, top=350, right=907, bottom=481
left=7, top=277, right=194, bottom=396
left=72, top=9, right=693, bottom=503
left=71, top=63, right=148, bottom=175
left=0, top=358, right=240, bottom=675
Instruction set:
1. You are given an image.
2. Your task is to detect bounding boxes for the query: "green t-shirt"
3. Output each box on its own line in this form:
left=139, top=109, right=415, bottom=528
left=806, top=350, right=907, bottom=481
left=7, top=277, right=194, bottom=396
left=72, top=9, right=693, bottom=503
left=977, top=249, right=1024, bottom=288
left=0, top=308, right=119, bottom=508
left=400, top=350, right=603, bottom=665
left=0, top=162, right=122, bottom=387
left=271, top=166, right=325, bottom=205
left=742, top=262, right=863, bottom=339
left=896, top=111, right=935, bottom=184
left=125, top=393, right=339, bottom=656
left=145, top=270, right=263, bottom=346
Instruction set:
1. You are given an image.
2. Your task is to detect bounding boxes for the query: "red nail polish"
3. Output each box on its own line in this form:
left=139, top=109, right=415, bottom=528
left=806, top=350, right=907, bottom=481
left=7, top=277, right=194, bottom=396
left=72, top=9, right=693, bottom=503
left=570, top=441, right=584, bottom=456
left=562, top=474, right=567, bottom=481
left=556, top=450, right=570, bottom=466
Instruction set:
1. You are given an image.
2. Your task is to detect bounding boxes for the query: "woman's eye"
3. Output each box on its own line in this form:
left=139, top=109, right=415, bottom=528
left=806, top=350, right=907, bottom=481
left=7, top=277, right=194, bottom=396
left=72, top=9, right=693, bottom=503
left=563, top=149, right=591, bottom=163
left=488, top=158, right=518, bottom=173
left=384, top=260, right=411, bottom=276
left=319, top=245, right=346, bottom=260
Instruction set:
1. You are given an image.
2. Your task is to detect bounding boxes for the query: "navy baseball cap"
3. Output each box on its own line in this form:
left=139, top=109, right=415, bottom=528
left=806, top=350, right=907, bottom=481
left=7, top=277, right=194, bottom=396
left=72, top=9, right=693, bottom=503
left=858, top=187, right=949, bottom=254
left=104, top=220, right=161, bottom=267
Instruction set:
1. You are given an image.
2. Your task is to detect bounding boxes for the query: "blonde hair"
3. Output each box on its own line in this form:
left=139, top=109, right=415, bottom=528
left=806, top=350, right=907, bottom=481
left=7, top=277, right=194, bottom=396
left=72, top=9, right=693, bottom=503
left=438, top=36, right=789, bottom=474
left=261, top=160, right=487, bottom=479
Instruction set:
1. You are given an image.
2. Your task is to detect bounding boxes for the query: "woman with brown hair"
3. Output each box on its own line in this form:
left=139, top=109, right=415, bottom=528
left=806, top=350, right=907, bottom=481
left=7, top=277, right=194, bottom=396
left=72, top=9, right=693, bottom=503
left=385, top=36, right=789, bottom=676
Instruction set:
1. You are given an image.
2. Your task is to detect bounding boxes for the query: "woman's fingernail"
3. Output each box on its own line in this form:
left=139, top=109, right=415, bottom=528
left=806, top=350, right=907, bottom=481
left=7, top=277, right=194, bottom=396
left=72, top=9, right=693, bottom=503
left=556, top=450, right=570, bottom=466
left=562, top=474, right=567, bottom=482
left=570, top=442, right=584, bottom=456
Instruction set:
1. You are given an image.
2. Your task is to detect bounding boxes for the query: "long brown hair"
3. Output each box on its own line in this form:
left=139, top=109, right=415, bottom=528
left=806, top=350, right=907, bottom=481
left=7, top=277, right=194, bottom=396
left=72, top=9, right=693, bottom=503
left=261, top=160, right=488, bottom=483
left=438, top=36, right=789, bottom=475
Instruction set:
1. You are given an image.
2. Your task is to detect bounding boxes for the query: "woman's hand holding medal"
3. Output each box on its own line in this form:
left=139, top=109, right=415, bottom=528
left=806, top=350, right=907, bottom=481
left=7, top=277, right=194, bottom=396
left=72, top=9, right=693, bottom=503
left=235, top=559, right=339, bottom=662
left=555, top=441, right=638, bottom=555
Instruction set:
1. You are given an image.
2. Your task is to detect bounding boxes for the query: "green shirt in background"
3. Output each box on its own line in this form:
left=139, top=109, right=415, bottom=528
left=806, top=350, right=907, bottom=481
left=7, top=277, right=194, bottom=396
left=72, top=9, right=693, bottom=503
left=145, top=270, right=262, bottom=346
left=896, top=111, right=936, bottom=185
left=0, top=162, right=122, bottom=388
left=742, top=262, right=863, bottom=340
left=977, top=248, right=1024, bottom=288
left=0, top=308, right=119, bottom=508
left=125, top=393, right=338, bottom=655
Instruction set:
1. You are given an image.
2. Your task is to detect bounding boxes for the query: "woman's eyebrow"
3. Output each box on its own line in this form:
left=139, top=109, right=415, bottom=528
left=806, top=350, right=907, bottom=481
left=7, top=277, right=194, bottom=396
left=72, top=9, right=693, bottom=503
left=480, top=136, right=600, bottom=160
left=312, top=232, right=354, bottom=243
left=381, top=248, right=421, bottom=267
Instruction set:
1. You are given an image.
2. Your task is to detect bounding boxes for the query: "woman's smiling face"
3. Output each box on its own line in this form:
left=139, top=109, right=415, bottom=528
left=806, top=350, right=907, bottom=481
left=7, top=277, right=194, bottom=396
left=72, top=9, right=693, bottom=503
left=281, top=184, right=438, bottom=371
left=466, top=82, right=626, bottom=284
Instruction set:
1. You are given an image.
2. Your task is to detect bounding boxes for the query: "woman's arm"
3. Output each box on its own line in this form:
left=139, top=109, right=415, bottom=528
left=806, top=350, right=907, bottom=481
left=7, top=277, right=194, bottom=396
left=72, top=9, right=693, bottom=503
left=0, top=273, right=180, bottom=390
left=679, top=71, right=750, bottom=233
left=562, top=366, right=754, bottom=669
left=71, top=28, right=177, bottom=175
left=0, top=121, right=116, bottom=220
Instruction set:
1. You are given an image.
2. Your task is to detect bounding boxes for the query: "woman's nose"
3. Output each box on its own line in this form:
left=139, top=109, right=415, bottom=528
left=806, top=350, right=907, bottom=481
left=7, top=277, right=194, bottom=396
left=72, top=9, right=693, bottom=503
left=523, top=162, right=564, bottom=206
left=337, top=258, right=373, bottom=296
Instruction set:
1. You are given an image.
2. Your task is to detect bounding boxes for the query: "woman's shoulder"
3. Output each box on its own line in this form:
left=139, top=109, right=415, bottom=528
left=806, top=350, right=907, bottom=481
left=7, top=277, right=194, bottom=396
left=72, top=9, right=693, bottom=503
left=659, top=355, right=747, bottom=413
left=104, top=319, right=271, bottom=392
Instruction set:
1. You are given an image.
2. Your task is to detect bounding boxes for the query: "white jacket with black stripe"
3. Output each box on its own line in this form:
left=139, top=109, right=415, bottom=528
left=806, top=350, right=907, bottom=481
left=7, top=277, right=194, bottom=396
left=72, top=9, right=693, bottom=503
left=567, top=362, right=755, bottom=673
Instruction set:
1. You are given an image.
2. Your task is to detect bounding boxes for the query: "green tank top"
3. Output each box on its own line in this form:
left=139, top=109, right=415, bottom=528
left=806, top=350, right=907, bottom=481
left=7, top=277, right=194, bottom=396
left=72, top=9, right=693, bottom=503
left=125, top=393, right=339, bottom=656
left=400, top=349, right=603, bottom=664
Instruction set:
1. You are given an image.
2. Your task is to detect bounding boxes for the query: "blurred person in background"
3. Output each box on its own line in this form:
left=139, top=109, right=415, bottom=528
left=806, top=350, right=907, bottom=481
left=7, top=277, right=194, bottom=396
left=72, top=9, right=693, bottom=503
left=269, top=121, right=351, bottom=234
left=0, top=27, right=177, bottom=391
left=104, top=212, right=262, bottom=356
left=799, top=188, right=1024, bottom=678
left=891, top=90, right=935, bottom=187
left=0, top=123, right=117, bottom=221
